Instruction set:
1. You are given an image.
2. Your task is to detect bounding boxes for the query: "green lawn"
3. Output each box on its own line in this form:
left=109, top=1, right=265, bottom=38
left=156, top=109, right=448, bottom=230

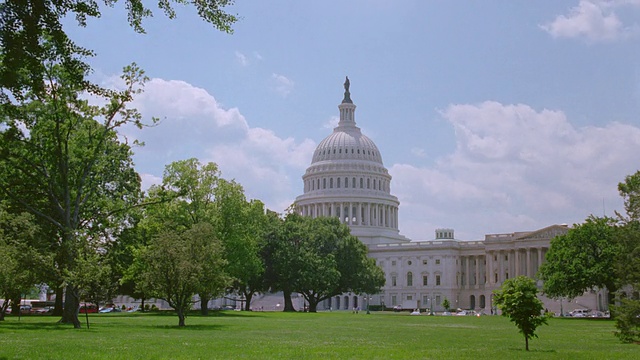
left=0, top=311, right=636, bottom=359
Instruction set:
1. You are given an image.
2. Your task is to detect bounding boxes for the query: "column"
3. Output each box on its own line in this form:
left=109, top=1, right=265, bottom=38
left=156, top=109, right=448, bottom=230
left=475, top=255, right=480, bottom=287
left=537, top=247, right=543, bottom=274
left=514, top=249, right=520, bottom=277
left=498, top=251, right=503, bottom=283
left=486, top=252, right=492, bottom=285
left=465, top=257, right=470, bottom=289
left=526, top=248, right=531, bottom=277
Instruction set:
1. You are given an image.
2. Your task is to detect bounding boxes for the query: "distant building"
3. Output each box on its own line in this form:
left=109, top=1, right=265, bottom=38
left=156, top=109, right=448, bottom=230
left=294, top=79, right=607, bottom=314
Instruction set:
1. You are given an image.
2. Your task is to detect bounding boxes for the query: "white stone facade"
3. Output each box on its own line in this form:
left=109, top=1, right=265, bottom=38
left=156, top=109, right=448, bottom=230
left=294, top=80, right=607, bottom=314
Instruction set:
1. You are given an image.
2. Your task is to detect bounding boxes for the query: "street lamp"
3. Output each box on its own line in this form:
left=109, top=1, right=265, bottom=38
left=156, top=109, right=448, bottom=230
left=366, top=295, right=372, bottom=314
left=429, top=297, right=434, bottom=316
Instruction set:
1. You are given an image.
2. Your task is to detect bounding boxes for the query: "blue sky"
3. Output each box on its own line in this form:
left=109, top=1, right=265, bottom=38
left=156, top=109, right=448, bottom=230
left=68, top=0, right=640, bottom=240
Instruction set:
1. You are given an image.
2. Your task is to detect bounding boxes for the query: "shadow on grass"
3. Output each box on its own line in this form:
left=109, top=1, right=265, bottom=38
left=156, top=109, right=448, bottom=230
left=0, top=321, right=75, bottom=331
left=146, top=323, right=227, bottom=331
left=508, top=347, right=557, bottom=353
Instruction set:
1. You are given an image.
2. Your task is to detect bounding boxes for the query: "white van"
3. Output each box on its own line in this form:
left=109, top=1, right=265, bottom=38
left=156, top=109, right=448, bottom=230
left=569, top=309, right=590, bottom=317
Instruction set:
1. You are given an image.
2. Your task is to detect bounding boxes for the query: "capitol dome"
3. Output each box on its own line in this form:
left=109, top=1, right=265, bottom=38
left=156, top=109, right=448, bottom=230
left=294, top=77, right=408, bottom=245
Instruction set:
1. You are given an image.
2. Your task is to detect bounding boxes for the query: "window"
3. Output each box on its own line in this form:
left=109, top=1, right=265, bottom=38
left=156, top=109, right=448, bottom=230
left=391, top=295, right=397, bottom=306
left=436, top=296, right=441, bottom=305
left=422, top=259, right=427, bottom=265
left=435, top=259, right=441, bottom=265
left=352, top=177, right=356, bottom=188
left=330, top=178, right=333, bottom=188
left=360, top=178, right=363, bottom=188
left=337, top=177, right=340, bottom=188
left=379, top=261, right=384, bottom=267
left=506, top=272, right=509, bottom=279
left=423, top=275, right=428, bottom=286
left=407, top=295, right=412, bottom=301
left=367, top=178, right=370, bottom=189
left=423, top=295, right=429, bottom=305
left=391, top=260, right=396, bottom=266
left=323, top=178, right=326, bottom=189
left=436, top=275, right=441, bottom=286
left=408, top=260, right=412, bottom=266
left=494, top=273, right=498, bottom=283
left=392, top=276, right=397, bottom=287
left=407, top=272, right=413, bottom=286
left=345, top=177, right=348, bottom=188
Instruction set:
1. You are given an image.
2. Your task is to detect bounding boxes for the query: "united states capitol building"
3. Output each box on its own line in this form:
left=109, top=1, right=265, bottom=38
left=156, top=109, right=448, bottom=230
left=293, top=78, right=607, bottom=314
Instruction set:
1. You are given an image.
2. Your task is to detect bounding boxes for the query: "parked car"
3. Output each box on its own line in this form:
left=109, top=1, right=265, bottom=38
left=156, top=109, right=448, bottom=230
left=569, top=309, right=590, bottom=317
left=34, top=306, right=54, bottom=314
left=441, top=311, right=452, bottom=316
left=99, top=306, right=121, bottom=313
left=79, top=304, right=98, bottom=313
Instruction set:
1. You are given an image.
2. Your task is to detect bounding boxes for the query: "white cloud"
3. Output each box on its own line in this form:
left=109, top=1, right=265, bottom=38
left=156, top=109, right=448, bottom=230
left=541, top=0, right=640, bottom=42
left=253, top=52, right=263, bottom=61
left=235, top=51, right=249, bottom=66
left=120, top=77, right=313, bottom=214
left=391, top=101, right=640, bottom=240
left=271, top=73, right=294, bottom=97
left=139, top=173, right=162, bottom=191
left=323, top=116, right=340, bottom=129
left=411, top=147, right=427, bottom=158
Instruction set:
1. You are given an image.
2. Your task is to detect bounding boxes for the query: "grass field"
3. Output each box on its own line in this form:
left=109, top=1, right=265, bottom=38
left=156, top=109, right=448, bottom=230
left=0, top=311, right=637, bottom=359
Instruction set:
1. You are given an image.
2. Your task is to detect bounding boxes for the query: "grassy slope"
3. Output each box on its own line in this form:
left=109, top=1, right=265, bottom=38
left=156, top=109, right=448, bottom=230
left=0, top=311, right=636, bottom=359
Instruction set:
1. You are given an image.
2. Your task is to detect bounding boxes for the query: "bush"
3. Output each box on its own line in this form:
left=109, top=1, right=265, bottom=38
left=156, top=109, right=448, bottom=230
left=614, top=298, right=640, bottom=343
left=151, top=304, right=158, bottom=311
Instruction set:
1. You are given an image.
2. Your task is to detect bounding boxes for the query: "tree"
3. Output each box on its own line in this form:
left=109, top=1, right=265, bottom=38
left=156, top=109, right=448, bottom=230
left=538, top=216, right=619, bottom=304
left=137, top=222, right=228, bottom=326
left=0, top=205, right=51, bottom=321
left=613, top=171, right=640, bottom=342
left=442, top=298, right=450, bottom=312
left=0, top=60, right=145, bottom=328
left=1, top=0, right=237, bottom=102
left=266, top=214, right=385, bottom=313
left=493, top=276, right=548, bottom=351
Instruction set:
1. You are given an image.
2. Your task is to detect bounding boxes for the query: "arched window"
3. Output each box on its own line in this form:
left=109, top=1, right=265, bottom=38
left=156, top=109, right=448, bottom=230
left=323, top=178, right=326, bottom=189
left=367, top=178, right=370, bottom=189
left=330, top=178, right=334, bottom=188
left=407, top=272, right=413, bottom=287
left=337, top=177, right=340, bottom=188
left=352, top=177, right=356, bottom=188
left=360, top=178, right=364, bottom=188
left=344, top=177, right=348, bottom=188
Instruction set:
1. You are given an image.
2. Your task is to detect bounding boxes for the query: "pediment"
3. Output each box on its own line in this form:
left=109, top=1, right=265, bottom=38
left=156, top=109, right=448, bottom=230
left=516, top=224, right=568, bottom=241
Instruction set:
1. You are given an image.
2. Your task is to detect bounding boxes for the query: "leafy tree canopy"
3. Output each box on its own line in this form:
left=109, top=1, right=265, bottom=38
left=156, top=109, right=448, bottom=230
left=494, top=276, right=548, bottom=351
left=0, top=0, right=237, bottom=100
left=539, top=216, right=619, bottom=301
left=137, top=222, right=228, bottom=326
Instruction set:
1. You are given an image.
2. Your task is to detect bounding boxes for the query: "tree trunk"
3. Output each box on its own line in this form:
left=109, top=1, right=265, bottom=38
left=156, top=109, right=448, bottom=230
left=53, top=286, right=64, bottom=316
left=9, top=294, right=20, bottom=316
left=60, top=285, right=81, bottom=328
left=525, top=336, right=529, bottom=351
left=0, top=301, right=7, bottom=321
left=200, top=294, right=209, bottom=315
left=282, top=289, right=295, bottom=312
left=308, top=299, right=318, bottom=313
left=244, top=292, right=253, bottom=311
left=141, top=298, right=145, bottom=313
left=177, top=308, right=186, bottom=327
